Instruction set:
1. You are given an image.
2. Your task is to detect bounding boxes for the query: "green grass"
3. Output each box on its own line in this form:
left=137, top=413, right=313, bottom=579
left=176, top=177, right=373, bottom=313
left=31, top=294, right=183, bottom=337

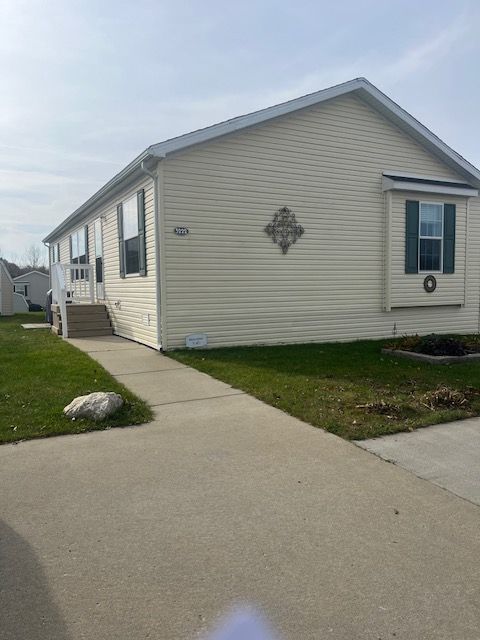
left=169, top=339, right=480, bottom=440
left=0, top=313, right=153, bottom=444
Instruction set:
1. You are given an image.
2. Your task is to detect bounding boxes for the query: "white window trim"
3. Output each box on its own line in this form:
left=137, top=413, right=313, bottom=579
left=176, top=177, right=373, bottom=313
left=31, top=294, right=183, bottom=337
left=70, top=227, right=87, bottom=262
left=418, top=201, right=444, bottom=274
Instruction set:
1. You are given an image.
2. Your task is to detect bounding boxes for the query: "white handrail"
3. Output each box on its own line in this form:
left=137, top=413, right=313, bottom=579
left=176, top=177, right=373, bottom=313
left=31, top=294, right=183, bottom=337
left=51, top=262, right=69, bottom=337
left=62, top=263, right=95, bottom=304
left=51, top=263, right=95, bottom=337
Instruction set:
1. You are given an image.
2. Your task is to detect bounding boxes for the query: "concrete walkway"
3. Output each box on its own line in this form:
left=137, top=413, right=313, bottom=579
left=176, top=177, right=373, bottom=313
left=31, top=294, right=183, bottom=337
left=1, top=336, right=480, bottom=639
left=356, top=418, right=480, bottom=506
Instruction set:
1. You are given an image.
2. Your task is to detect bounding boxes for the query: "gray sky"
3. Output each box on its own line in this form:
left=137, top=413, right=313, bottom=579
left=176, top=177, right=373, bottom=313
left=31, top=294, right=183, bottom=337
left=1, top=0, right=479, bottom=261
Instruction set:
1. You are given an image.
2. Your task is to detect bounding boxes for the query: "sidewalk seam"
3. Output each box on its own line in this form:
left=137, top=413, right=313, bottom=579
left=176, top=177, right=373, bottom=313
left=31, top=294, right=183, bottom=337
left=150, top=392, right=245, bottom=407
left=114, top=367, right=185, bottom=377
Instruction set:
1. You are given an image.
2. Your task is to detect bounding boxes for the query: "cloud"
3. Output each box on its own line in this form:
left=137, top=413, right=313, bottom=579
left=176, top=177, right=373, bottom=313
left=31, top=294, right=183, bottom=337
left=383, top=15, right=472, bottom=81
left=0, top=0, right=478, bottom=260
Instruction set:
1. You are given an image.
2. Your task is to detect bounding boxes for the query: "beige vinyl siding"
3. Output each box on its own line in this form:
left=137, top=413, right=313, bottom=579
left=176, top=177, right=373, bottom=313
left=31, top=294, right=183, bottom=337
left=162, top=93, right=480, bottom=348
left=390, top=192, right=466, bottom=308
left=59, top=235, right=71, bottom=264
left=51, top=175, right=158, bottom=348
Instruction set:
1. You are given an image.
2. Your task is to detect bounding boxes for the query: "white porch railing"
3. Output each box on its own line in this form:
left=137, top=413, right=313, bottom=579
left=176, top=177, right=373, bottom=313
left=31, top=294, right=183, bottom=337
left=51, top=263, right=95, bottom=337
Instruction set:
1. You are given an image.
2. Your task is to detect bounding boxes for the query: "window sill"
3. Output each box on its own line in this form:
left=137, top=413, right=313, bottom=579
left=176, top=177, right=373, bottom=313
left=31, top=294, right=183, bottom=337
left=418, top=271, right=443, bottom=275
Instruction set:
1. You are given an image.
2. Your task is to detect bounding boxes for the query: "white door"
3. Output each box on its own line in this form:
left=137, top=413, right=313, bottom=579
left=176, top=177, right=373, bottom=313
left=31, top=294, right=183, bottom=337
left=94, top=219, right=104, bottom=300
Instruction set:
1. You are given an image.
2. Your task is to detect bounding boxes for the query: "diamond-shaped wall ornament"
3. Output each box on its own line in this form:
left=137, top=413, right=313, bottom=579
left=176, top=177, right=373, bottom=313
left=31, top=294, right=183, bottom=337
left=264, top=206, right=304, bottom=254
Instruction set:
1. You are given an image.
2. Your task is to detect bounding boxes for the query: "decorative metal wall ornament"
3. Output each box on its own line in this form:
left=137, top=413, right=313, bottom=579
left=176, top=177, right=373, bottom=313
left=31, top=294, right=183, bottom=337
left=264, top=206, right=304, bottom=254
left=423, top=275, right=437, bottom=293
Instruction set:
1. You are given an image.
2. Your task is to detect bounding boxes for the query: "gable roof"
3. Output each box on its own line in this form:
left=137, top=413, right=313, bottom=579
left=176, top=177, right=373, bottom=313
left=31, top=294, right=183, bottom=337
left=43, top=77, right=480, bottom=243
left=13, top=270, right=49, bottom=281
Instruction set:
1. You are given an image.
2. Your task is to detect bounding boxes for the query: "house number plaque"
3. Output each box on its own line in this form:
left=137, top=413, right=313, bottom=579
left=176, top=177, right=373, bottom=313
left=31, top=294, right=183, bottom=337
left=174, top=227, right=189, bottom=236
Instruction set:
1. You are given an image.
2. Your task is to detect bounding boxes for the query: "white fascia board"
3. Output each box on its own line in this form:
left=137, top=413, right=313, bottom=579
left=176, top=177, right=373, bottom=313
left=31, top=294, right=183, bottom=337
left=149, top=78, right=366, bottom=157
left=382, top=176, right=478, bottom=197
left=43, top=77, right=480, bottom=244
left=358, top=82, right=480, bottom=187
left=149, top=78, right=480, bottom=189
left=43, top=149, right=153, bottom=243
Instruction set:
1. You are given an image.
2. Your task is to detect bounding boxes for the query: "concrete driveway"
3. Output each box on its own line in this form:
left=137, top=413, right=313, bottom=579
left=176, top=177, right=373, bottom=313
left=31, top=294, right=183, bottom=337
left=1, top=336, right=479, bottom=639
left=356, top=418, right=480, bottom=506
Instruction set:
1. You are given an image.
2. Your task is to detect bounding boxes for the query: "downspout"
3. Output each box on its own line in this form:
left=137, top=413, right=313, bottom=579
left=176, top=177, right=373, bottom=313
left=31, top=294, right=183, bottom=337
left=140, top=159, right=163, bottom=350
left=384, top=190, right=392, bottom=312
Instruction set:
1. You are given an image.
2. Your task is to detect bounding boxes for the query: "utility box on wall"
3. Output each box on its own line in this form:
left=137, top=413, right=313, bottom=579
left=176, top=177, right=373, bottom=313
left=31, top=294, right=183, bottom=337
left=186, top=333, right=208, bottom=348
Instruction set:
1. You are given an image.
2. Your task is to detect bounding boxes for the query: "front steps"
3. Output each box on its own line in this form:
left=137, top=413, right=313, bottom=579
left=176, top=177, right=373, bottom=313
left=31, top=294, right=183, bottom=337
left=51, top=303, right=113, bottom=338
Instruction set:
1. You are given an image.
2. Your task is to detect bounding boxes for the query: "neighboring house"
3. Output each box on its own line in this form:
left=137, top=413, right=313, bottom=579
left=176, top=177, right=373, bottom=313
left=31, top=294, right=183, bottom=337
left=13, top=270, right=49, bottom=308
left=13, top=293, right=29, bottom=314
left=43, top=77, right=480, bottom=350
left=0, top=259, right=14, bottom=316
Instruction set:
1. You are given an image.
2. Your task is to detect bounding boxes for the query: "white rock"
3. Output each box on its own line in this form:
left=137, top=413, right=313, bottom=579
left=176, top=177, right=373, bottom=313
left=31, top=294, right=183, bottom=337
left=63, top=392, right=123, bottom=421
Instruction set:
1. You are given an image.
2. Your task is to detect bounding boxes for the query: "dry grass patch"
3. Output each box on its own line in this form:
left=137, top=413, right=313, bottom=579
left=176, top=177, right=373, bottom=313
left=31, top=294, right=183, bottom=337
left=168, top=338, right=480, bottom=440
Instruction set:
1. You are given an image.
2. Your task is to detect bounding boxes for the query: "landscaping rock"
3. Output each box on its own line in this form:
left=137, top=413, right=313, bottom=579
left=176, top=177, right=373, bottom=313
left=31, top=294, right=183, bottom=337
left=64, top=392, right=123, bottom=421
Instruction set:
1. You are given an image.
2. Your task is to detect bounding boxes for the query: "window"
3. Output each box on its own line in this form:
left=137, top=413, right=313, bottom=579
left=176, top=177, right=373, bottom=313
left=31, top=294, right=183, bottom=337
left=70, top=227, right=88, bottom=279
left=70, top=229, right=87, bottom=265
left=14, top=284, right=28, bottom=297
left=419, top=202, right=443, bottom=272
left=94, top=220, right=103, bottom=284
left=405, top=200, right=455, bottom=275
left=117, top=190, right=146, bottom=278
left=123, top=195, right=140, bottom=275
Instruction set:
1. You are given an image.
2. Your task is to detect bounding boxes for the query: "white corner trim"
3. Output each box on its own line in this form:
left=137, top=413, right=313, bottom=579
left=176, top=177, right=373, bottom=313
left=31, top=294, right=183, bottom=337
left=384, top=191, right=392, bottom=312
left=382, top=176, right=478, bottom=197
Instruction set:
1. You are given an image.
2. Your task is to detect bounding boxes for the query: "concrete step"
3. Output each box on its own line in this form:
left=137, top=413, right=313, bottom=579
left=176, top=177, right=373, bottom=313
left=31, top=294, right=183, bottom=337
left=52, top=303, right=113, bottom=338
left=67, top=327, right=113, bottom=338
left=67, top=320, right=112, bottom=331
left=67, top=311, right=109, bottom=322
left=66, top=304, right=108, bottom=316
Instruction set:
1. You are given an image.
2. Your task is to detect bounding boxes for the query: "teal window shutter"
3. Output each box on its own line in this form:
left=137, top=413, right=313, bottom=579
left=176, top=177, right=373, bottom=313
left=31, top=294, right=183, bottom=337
left=137, top=189, right=146, bottom=276
left=405, top=200, right=419, bottom=273
left=443, top=204, right=456, bottom=273
left=117, top=204, right=125, bottom=278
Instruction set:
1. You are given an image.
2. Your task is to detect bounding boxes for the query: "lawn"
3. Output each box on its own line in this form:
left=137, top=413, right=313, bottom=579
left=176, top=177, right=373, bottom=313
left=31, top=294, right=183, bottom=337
left=0, top=313, right=152, bottom=444
left=169, top=339, right=480, bottom=440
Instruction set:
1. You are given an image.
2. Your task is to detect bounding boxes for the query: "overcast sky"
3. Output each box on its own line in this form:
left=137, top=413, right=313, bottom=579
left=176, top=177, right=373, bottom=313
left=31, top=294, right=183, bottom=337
left=1, top=0, right=479, bottom=261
